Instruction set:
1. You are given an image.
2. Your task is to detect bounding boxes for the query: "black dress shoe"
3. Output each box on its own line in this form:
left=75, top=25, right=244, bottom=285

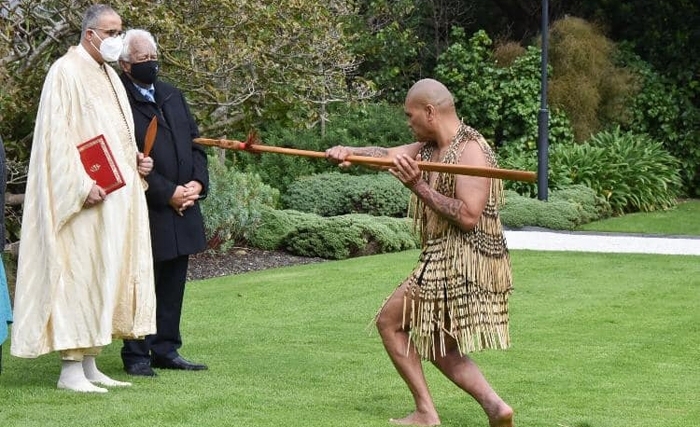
left=151, top=355, right=208, bottom=371
left=124, top=362, right=157, bottom=377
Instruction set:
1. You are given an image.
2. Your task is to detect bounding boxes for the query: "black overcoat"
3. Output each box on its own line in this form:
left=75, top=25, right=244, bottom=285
left=119, top=73, right=209, bottom=262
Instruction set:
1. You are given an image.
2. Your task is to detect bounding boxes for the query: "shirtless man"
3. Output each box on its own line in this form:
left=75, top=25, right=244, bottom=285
left=326, top=78, right=514, bottom=427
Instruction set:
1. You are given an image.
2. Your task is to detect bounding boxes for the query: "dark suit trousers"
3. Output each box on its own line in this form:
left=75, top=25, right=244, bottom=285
left=122, top=255, right=189, bottom=366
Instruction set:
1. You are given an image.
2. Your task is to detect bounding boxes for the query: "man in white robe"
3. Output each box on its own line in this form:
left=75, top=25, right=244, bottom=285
left=10, top=4, right=156, bottom=393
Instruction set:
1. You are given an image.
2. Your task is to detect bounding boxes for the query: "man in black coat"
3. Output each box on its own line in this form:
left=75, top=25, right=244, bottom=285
left=118, top=29, right=209, bottom=376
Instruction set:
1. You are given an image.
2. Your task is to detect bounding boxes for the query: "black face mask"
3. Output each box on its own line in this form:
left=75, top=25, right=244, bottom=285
left=129, top=60, right=159, bottom=85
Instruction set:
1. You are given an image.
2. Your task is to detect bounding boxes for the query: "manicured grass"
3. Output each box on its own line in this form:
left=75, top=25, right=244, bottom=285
left=1, top=249, right=698, bottom=427
left=577, top=199, right=700, bottom=235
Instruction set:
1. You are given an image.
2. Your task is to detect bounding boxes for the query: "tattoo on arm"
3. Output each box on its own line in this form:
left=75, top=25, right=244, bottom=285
left=350, top=146, right=389, bottom=158
left=412, top=181, right=466, bottom=225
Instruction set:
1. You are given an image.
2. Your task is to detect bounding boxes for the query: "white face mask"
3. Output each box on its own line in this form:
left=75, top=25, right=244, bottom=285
left=91, top=31, right=123, bottom=62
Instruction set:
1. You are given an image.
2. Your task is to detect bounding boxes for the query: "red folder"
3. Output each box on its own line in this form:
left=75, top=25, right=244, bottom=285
left=77, top=134, right=126, bottom=194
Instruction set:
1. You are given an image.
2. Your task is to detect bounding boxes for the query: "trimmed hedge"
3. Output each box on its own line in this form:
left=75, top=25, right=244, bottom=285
left=282, top=171, right=411, bottom=217
left=283, top=214, right=419, bottom=260
left=500, top=185, right=611, bottom=230
left=246, top=207, right=319, bottom=251
left=247, top=185, right=611, bottom=259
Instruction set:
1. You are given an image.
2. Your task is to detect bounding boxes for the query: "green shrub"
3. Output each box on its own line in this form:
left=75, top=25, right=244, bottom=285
left=202, top=156, right=280, bottom=252
left=497, top=46, right=575, bottom=149
left=235, top=126, right=326, bottom=197
left=281, top=172, right=349, bottom=216
left=250, top=187, right=608, bottom=255
left=282, top=172, right=411, bottom=217
left=554, top=128, right=682, bottom=214
left=322, top=102, right=411, bottom=148
left=549, top=184, right=612, bottom=222
left=497, top=142, right=575, bottom=198
left=500, top=191, right=581, bottom=230
left=501, top=186, right=609, bottom=230
left=529, top=200, right=586, bottom=230
left=617, top=47, right=700, bottom=196
left=246, top=207, right=320, bottom=250
left=284, top=214, right=418, bottom=259
left=435, top=27, right=574, bottom=149
left=548, top=17, right=636, bottom=141
left=497, top=143, right=540, bottom=198
left=500, top=192, right=542, bottom=228
left=498, top=128, right=682, bottom=215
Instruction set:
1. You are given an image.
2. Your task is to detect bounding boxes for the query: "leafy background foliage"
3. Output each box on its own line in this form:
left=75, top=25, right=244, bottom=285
left=201, top=156, right=278, bottom=252
left=500, top=128, right=682, bottom=215
left=232, top=102, right=411, bottom=195
left=435, top=28, right=574, bottom=150
left=122, top=0, right=374, bottom=135
left=547, top=17, right=636, bottom=142
left=0, top=0, right=698, bottom=258
left=617, top=48, right=700, bottom=196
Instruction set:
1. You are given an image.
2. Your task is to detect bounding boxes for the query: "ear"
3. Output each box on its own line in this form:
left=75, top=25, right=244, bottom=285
left=425, top=104, right=437, bottom=121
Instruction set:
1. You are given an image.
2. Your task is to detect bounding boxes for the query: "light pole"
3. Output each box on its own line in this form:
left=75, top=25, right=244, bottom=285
left=537, top=0, right=550, bottom=200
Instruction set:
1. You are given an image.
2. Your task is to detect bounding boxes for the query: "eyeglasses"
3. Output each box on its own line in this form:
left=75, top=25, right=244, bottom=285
left=90, top=27, right=124, bottom=38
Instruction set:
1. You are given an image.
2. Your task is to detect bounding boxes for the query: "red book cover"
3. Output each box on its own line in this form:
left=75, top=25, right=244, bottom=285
left=77, top=134, right=126, bottom=194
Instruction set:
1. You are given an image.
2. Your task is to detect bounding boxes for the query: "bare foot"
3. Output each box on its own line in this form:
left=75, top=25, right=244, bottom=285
left=487, top=403, right=514, bottom=427
left=389, top=411, right=441, bottom=426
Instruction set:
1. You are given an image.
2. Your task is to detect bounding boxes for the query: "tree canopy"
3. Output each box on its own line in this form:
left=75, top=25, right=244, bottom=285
left=0, top=0, right=373, bottom=160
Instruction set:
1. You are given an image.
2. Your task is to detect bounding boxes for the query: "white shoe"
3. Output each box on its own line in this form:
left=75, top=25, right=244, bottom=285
left=57, top=378, right=108, bottom=393
left=58, top=360, right=108, bottom=393
left=89, top=377, right=132, bottom=387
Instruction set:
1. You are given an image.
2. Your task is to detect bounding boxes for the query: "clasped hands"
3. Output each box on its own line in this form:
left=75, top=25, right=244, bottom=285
left=325, top=145, right=423, bottom=188
left=170, top=181, right=202, bottom=216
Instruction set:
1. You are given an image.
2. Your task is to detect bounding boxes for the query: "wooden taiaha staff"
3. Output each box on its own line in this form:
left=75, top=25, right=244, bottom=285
left=194, top=134, right=537, bottom=183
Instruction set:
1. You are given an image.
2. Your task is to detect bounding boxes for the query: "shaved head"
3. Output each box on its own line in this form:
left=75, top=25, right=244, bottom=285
left=406, top=78, right=455, bottom=112
left=403, top=78, right=462, bottom=144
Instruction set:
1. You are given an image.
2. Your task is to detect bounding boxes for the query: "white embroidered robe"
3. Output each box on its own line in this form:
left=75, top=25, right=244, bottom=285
left=11, top=45, right=156, bottom=358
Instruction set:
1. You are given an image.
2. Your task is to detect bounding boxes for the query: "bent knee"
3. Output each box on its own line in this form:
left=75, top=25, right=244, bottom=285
left=375, top=309, right=406, bottom=336
left=375, top=281, right=412, bottom=334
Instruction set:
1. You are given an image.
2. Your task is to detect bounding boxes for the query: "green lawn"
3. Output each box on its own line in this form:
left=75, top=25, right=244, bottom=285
left=577, top=199, right=700, bottom=235
left=1, top=249, right=698, bottom=427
